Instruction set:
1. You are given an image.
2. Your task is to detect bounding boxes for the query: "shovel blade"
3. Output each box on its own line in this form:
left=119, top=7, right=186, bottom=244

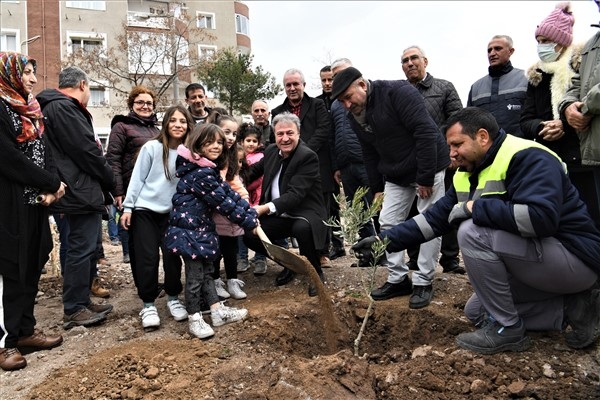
left=262, top=241, right=309, bottom=275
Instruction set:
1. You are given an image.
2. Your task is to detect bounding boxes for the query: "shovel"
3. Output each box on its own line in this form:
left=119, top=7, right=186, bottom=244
left=256, top=226, right=308, bottom=276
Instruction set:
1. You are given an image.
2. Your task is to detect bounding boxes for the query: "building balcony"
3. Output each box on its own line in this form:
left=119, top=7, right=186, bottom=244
left=127, top=11, right=171, bottom=29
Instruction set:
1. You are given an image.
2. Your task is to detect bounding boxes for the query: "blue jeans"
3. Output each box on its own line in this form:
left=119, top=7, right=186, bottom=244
left=63, top=213, right=102, bottom=314
left=107, top=205, right=119, bottom=240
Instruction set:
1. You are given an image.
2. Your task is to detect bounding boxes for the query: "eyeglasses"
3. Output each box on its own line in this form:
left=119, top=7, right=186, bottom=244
left=401, top=54, right=421, bottom=64
left=133, top=100, right=154, bottom=107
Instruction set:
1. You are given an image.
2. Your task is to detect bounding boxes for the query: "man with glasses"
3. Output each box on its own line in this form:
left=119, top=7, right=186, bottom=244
left=401, top=46, right=465, bottom=275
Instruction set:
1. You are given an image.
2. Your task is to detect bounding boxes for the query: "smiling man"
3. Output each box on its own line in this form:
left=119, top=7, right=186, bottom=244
left=467, top=35, right=528, bottom=137
left=352, top=107, right=600, bottom=355
left=272, top=68, right=335, bottom=268
left=185, top=83, right=211, bottom=125
left=243, top=112, right=328, bottom=297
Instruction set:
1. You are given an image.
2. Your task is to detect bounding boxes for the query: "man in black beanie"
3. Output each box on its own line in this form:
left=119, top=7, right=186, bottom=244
left=331, top=67, right=449, bottom=309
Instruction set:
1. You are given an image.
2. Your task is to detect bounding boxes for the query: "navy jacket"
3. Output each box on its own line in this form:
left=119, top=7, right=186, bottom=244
left=349, top=80, right=450, bottom=193
left=380, top=130, right=600, bottom=274
left=331, top=100, right=364, bottom=170
left=165, top=147, right=258, bottom=261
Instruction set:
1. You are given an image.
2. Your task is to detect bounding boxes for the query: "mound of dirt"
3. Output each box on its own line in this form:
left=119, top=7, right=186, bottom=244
left=2, top=239, right=600, bottom=399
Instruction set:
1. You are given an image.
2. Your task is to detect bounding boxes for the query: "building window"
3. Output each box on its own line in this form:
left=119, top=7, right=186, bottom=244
left=67, top=32, right=106, bottom=55
left=72, top=38, right=102, bottom=53
left=66, top=1, right=106, bottom=11
left=197, top=12, right=215, bottom=29
left=88, top=85, right=108, bottom=107
left=235, top=14, right=249, bottom=35
left=1, top=32, right=18, bottom=52
left=198, top=45, right=217, bottom=60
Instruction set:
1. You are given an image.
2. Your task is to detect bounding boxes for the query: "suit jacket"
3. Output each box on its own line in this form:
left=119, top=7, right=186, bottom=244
left=272, top=94, right=335, bottom=193
left=255, top=141, right=328, bottom=250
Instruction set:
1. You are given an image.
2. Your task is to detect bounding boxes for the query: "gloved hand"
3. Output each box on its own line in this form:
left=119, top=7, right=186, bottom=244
left=448, top=201, right=472, bottom=228
left=351, top=236, right=380, bottom=267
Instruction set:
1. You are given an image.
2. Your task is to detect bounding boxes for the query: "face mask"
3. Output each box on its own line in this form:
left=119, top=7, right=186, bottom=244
left=537, top=43, right=561, bottom=63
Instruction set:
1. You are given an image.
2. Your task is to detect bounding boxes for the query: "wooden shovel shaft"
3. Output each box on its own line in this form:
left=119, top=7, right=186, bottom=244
left=256, top=226, right=272, bottom=244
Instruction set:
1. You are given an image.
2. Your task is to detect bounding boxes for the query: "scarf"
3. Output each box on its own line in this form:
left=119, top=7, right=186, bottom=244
left=526, top=47, right=576, bottom=120
left=0, top=51, right=44, bottom=142
left=128, top=110, right=158, bottom=126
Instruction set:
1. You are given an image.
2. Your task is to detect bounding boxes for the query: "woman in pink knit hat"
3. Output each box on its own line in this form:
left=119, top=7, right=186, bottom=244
left=520, top=2, right=582, bottom=168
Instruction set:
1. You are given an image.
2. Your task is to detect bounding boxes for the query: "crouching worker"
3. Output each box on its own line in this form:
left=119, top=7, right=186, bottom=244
left=352, top=107, right=600, bottom=355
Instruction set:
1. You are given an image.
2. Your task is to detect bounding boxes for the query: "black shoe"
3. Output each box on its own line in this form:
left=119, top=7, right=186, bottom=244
left=308, top=273, right=325, bottom=297
left=442, top=261, right=466, bottom=274
left=406, top=259, right=418, bottom=271
left=409, top=285, right=434, bottom=309
left=371, top=278, right=412, bottom=301
left=455, top=319, right=531, bottom=355
left=276, top=268, right=296, bottom=286
left=329, top=247, right=346, bottom=260
left=564, top=286, right=600, bottom=349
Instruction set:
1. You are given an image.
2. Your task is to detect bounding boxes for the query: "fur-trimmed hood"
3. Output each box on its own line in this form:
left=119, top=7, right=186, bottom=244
left=526, top=43, right=583, bottom=119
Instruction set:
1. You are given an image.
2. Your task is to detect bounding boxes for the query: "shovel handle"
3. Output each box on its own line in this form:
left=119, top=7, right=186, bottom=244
left=256, top=226, right=272, bottom=244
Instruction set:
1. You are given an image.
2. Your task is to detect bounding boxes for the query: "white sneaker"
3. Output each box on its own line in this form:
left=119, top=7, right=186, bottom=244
left=211, top=303, right=248, bottom=327
left=188, top=312, right=214, bottom=339
left=227, top=278, right=247, bottom=299
left=214, top=278, right=230, bottom=299
left=167, top=299, right=188, bottom=321
left=139, top=306, right=160, bottom=329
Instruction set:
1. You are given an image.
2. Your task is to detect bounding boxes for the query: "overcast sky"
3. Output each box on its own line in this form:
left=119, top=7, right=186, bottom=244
left=246, top=1, right=599, bottom=109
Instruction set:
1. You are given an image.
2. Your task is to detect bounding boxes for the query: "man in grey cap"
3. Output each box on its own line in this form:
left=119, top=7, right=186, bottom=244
left=331, top=67, right=449, bottom=309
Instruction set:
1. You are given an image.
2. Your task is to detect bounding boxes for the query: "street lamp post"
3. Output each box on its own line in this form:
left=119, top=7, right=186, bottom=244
left=20, top=35, right=41, bottom=49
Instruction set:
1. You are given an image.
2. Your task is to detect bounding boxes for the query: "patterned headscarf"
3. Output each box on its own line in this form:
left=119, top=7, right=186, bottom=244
left=0, top=51, right=44, bottom=142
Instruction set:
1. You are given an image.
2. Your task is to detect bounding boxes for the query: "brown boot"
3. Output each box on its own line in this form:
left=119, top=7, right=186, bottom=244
left=91, top=277, right=110, bottom=298
left=0, top=348, right=27, bottom=371
left=17, top=330, right=63, bottom=352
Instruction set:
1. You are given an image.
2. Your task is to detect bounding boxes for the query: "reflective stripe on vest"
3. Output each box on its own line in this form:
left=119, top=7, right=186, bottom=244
left=454, top=135, right=565, bottom=202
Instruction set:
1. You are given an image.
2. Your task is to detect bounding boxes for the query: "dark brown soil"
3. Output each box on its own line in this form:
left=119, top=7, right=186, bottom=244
left=2, top=237, right=600, bottom=400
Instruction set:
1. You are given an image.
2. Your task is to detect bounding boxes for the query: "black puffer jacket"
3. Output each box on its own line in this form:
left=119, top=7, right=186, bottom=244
left=37, top=89, right=114, bottom=214
left=106, top=113, right=158, bottom=197
left=349, top=80, right=450, bottom=193
left=414, top=73, right=463, bottom=128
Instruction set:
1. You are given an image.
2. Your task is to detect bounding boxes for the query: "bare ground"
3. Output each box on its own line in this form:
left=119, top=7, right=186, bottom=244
left=2, top=237, right=600, bottom=400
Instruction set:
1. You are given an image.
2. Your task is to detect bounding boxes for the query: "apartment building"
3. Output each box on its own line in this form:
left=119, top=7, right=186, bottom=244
left=0, top=0, right=251, bottom=144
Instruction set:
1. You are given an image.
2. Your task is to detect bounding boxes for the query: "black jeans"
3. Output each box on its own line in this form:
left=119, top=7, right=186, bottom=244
left=213, top=235, right=239, bottom=280
left=244, top=215, right=323, bottom=275
left=129, top=210, right=182, bottom=303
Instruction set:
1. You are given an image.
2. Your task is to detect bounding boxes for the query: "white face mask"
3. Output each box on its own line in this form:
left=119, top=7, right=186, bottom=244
left=537, top=43, right=561, bottom=63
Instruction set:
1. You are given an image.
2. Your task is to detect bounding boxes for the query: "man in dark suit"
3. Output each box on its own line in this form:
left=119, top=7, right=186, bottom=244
left=271, top=68, right=334, bottom=268
left=244, top=112, right=328, bottom=297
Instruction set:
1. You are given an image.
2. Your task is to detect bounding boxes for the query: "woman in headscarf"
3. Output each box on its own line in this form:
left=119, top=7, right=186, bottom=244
left=0, top=52, right=66, bottom=371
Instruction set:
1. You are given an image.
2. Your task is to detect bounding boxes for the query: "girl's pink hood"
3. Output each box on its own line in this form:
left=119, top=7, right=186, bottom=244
left=177, top=144, right=216, bottom=168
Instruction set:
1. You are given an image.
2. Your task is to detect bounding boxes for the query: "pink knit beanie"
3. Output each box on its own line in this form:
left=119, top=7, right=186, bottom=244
left=535, top=2, right=574, bottom=47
